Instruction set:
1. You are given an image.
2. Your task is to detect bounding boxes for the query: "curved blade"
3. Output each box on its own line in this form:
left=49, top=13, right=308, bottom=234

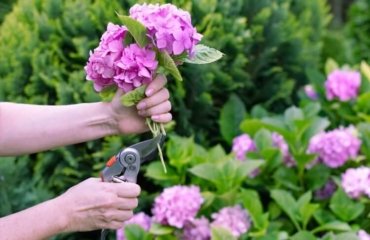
left=130, top=134, right=166, bottom=163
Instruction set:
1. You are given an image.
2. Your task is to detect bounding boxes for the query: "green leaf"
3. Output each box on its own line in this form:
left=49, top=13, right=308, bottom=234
left=125, top=224, right=152, bottom=240
left=333, top=232, right=359, bottom=240
left=188, top=163, right=219, bottom=184
left=302, top=102, right=321, bottom=118
left=271, top=189, right=300, bottom=230
left=157, top=51, right=183, bottom=81
left=312, top=221, right=352, bottom=234
left=145, top=161, right=179, bottom=183
left=304, top=164, right=331, bottom=190
left=120, top=85, right=146, bottom=107
left=325, top=58, right=339, bottom=75
left=99, top=85, right=117, bottom=102
left=329, top=189, right=365, bottom=222
left=211, top=226, right=237, bottom=240
left=254, top=129, right=273, bottom=150
left=291, top=231, right=316, bottom=240
left=117, top=14, right=148, bottom=48
left=238, top=189, right=269, bottom=231
left=219, top=94, right=246, bottom=144
left=184, top=44, right=224, bottom=64
left=361, top=61, right=370, bottom=82
left=149, top=223, right=174, bottom=235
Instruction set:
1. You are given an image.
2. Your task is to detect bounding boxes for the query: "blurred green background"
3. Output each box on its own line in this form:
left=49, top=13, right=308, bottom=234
left=0, top=0, right=369, bottom=239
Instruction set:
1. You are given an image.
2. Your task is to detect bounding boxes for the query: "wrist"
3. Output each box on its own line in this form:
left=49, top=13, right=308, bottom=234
left=50, top=196, right=70, bottom=233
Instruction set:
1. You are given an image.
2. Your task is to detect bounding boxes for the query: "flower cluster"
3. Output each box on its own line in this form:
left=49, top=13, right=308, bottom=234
left=130, top=3, right=202, bottom=56
left=307, top=126, right=361, bottom=168
left=304, top=84, right=319, bottom=100
left=116, top=212, right=152, bottom=240
left=358, top=230, right=370, bottom=240
left=182, top=217, right=211, bottom=240
left=341, top=167, right=370, bottom=199
left=232, top=134, right=256, bottom=161
left=325, top=69, right=361, bottom=101
left=271, top=132, right=295, bottom=167
left=314, top=179, right=337, bottom=200
left=211, top=205, right=251, bottom=238
left=85, top=23, right=157, bottom=92
left=152, top=185, right=203, bottom=228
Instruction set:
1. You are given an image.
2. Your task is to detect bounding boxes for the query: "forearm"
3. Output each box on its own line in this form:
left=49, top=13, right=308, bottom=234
left=0, top=102, right=119, bottom=156
left=0, top=197, right=68, bottom=240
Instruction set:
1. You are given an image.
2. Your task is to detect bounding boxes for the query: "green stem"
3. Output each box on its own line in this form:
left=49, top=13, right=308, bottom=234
left=146, top=118, right=167, bottom=173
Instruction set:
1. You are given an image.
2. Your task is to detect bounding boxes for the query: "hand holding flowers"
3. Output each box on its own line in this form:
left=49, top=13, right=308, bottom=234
left=85, top=3, right=223, bottom=171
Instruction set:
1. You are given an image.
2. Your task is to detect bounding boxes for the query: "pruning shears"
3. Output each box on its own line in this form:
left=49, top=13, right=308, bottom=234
left=100, top=133, right=166, bottom=240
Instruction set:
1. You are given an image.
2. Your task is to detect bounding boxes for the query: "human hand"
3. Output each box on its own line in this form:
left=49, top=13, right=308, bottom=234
left=108, top=74, right=172, bottom=134
left=56, top=178, right=140, bottom=232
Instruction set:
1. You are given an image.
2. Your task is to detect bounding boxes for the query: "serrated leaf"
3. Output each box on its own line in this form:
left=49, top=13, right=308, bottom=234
left=184, top=44, right=224, bottom=64
left=117, top=14, right=148, bottom=48
left=120, top=85, right=146, bottom=107
left=99, top=85, right=117, bottom=102
left=157, top=51, right=183, bottom=81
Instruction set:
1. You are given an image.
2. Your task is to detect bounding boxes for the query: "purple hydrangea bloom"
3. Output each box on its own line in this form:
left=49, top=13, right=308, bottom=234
left=307, top=126, right=361, bottom=168
left=114, top=43, right=158, bottom=92
left=211, top=205, right=251, bottom=238
left=325, top=69, right=361, bottom=101
left=182, top=217, right=211, bottom=240
left=271, top=132, right=295, bottom=167
left=129, top=3, right=202, bottom=56
left=232, top=134, right=256, bottom=161
left=304, top=84, right=319, bottom=100
left=341, top=167, right=370, bottom=199
left=85, top=23, right=127, bottom=91
left=314, top=179, right=337, bottom=200
left=152, top=185, right=203, bottom=228
left=358, top=230, right=370, bottom=240
left=116, top=212, right=152, bottom=240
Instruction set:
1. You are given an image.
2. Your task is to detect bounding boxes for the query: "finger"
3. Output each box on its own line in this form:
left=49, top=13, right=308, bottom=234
left=137, top=88, right=170, bottom=110
left=138, top=100, right=171, bottom=117
left=151, top=113, right=173, bottom=123
left=145, top=74, right=167, bottom=97
left=117, top=198, right=139, bottom=210
left=115, top=182, right=141, bottom=198
left=102, top=209, right=134, bottom=224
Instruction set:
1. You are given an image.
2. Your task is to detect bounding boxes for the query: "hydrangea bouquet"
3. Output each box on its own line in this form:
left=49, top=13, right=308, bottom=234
left=85, top=3, right=223, bottom=171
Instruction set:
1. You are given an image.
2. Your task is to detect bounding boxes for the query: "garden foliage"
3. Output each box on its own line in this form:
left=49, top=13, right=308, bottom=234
left=1, top=0, right=369, bottom=239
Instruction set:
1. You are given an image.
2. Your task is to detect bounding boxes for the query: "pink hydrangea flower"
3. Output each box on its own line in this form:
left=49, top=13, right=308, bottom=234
left=129, top=3, right=202, bottom=56
left=341, top=167, right=370, bottom=199
left=152, top=185, right=203, bottom=228
left=358, top=230, right=370, bottom=240
left=114, top=43, right=158, bottom=92
left=182, top=217, right=211, bottom=240
left=85, top=23, right=127, bottom=91
left=307, top=126, right=361, bottom=168
left=116, top=212, right=152, bottom=240
left=304, top=84, right=318, bottom=100
left=314, top=179, right=337, bottom=200
left=271, top=132, right=295, bottom=167
left=325, top=69, right=361, bottom=101
left=211, top=205, right=251, bottom=238
left=232, top=134, right=256, bottom=161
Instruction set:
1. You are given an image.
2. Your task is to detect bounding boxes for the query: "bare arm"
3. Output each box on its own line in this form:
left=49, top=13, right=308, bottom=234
left=0, top=75, right=172, bottom=156
left=0, top=178, right=140, bottom=240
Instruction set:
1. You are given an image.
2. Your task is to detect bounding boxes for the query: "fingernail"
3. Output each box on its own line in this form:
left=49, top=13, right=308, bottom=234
left=146, top=89, right=153, bottom=97
left=152, top=115, right=160, bottom=121
left=137, top=102, right=146, bottom=110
